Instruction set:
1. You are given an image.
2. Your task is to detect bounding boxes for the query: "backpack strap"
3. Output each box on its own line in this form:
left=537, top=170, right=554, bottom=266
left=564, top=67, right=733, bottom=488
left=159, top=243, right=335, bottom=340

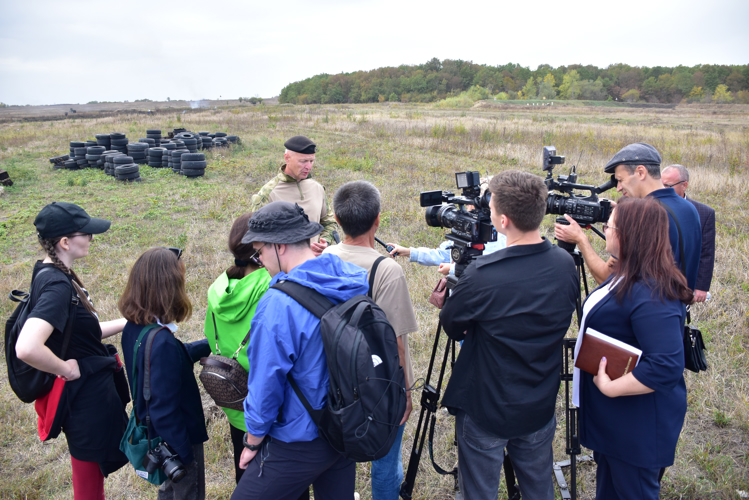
left=368, top=256, right=386, bottom=299
left=29, top=266, right=78, bottom=361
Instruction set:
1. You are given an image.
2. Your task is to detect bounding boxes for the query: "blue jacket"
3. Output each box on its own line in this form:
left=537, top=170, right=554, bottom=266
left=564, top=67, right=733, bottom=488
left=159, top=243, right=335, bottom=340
left=650, top=188, right=702, bottom=291
left=578, top=278, right=687, bottom=469
left=244, top=253, right=369, bottom=442
left=122, top=322, right=211, bottom=465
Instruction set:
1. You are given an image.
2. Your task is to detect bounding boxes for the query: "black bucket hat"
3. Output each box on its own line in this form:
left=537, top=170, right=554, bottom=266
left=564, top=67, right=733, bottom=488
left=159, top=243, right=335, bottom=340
left=241, top=201, right=323, bottom=245
left=34, top=202, right=111, bottom=239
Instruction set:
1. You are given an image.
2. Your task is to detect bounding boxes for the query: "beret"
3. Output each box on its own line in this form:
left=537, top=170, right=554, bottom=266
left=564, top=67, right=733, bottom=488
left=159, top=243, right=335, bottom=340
left=284, top=135, right=316, bottom=155
left=604, top=143, right=661, bottom=173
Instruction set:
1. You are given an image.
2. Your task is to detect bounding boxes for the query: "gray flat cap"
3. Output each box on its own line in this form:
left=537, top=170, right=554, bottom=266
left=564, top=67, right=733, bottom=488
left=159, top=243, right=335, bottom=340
left=604, top=143, right=661, bottom=173
left=241, top=201, right=323, bottom=245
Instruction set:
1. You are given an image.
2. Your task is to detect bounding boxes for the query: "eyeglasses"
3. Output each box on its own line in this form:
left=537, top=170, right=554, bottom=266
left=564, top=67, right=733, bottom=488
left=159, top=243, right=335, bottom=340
left=69, top=233, right=93, bottom=241
left=664, top=180, right=686, bottom=188
left=165, top=247, right=183, bottom=260
left=602, top=223, right=618, bottom=232
left=249, top=243, right=266, bottom=262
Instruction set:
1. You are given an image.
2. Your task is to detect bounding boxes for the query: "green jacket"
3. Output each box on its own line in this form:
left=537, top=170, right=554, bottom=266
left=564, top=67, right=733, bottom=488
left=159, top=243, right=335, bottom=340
left=204, top=268, right=271, bottom=430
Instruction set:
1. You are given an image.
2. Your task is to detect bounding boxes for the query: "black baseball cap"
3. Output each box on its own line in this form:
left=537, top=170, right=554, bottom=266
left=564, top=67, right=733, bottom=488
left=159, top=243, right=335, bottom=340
left=34, top=202, right=111, bottom=239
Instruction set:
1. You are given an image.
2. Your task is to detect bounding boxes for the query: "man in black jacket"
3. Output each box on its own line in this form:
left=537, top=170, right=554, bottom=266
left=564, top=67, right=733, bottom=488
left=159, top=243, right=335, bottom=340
left=440, top=170, right=578, bottom=500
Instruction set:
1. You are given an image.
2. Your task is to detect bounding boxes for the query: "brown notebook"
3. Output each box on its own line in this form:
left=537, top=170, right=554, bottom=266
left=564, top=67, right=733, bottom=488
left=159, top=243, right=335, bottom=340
left=574, top=328, right=642, bottom=380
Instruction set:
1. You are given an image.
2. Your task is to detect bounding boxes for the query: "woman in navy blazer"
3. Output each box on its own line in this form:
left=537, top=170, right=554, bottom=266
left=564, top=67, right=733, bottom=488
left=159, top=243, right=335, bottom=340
left=575, top=197, right=693, bottom=500
left=118, top=247, right=211, bottom=500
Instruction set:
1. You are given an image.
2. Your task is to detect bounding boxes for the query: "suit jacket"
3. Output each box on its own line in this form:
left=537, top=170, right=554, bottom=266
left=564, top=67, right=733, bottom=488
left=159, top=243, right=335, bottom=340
left=687, top=196, right=716, bottom=291
left=578, top=278, right=687, bottom=469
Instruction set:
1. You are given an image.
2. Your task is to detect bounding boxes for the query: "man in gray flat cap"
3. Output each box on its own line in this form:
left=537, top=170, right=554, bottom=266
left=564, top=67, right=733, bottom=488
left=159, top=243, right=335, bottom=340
left=232, top=201, right=368, bottom=500
left=555, top=142, right=702, bottom=291
left=249, top=135, right=337, bottom=255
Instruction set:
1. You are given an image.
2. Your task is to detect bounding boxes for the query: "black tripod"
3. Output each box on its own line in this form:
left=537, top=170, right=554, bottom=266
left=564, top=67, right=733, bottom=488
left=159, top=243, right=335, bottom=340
left=400, top=277, right=521, bottom=500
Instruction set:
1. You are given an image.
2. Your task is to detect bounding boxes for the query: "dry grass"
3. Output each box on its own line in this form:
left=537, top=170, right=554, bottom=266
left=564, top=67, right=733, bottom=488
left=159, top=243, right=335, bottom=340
left=0, top=102, right=747, bottom=499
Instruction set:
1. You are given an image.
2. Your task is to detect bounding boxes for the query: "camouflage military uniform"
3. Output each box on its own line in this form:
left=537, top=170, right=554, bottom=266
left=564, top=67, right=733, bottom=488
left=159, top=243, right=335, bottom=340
left=249, top=165, right=337, bottom=243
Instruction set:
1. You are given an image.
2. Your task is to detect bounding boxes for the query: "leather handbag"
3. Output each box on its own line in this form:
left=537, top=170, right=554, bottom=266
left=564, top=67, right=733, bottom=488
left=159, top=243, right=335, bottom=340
left=428, top=277, right=448, bottom=309
left=199, top=313, right=251, bottom=411
left=684, top=310, right=707, bottom=373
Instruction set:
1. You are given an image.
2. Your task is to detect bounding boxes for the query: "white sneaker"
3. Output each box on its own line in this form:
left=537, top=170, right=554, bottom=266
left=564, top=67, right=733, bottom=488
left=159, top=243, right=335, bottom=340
left=354, top=493, right=360, bottom=500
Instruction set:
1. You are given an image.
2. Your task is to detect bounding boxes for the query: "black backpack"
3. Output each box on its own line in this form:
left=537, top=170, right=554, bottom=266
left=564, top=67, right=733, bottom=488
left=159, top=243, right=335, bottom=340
left=5, top=267, right=77, bottom=403
left=271, top=257, right=407, bottom=462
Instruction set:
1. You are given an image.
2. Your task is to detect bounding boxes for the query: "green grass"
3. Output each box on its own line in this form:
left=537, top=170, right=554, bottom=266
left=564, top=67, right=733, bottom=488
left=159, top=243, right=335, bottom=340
left=1, top=102, right=748, bottom=499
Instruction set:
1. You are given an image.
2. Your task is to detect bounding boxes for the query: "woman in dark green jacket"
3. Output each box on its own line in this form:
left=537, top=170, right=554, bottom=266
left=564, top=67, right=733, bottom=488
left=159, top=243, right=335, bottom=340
left=203, top=213, right=271, bottom=483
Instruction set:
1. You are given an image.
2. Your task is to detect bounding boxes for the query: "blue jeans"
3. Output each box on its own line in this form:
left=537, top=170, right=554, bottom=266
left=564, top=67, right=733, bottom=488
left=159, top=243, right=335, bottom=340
left=371, top=423, right=405, bottom=500
left=455, top=410, right=556, bottom=500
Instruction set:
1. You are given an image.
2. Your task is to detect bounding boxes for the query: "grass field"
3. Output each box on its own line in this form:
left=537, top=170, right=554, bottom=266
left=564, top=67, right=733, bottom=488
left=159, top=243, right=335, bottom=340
left=1, top=101, right=748, bottom=499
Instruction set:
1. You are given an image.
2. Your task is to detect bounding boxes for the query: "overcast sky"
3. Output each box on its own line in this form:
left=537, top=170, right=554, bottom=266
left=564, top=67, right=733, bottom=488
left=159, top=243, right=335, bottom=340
left=1, top=0, right=747, bottom=106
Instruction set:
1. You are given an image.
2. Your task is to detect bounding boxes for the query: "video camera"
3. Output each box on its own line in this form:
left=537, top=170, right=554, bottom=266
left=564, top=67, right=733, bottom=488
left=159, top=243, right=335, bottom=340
left=543, top=146, right=617, bottom=226
left=420, top=171, right=497, bottom=279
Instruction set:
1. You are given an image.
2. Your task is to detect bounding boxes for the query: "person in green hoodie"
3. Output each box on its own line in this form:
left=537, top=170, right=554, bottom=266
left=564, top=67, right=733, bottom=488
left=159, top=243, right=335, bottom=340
left=204, top=213, right=271, bottom=484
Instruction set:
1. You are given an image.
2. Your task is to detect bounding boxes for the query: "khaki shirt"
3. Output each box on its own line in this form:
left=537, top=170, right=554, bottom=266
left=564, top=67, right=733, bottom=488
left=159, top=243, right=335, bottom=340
left=249, top=165, right=337, bottom=243
left=323, top=243, right=417, bottom=387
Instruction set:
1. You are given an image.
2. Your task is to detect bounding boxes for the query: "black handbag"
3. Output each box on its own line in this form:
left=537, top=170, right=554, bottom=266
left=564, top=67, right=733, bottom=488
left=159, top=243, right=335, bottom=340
left=657, top=201, right=708, bottom=373
left=684, top=309, right=707, bottom=373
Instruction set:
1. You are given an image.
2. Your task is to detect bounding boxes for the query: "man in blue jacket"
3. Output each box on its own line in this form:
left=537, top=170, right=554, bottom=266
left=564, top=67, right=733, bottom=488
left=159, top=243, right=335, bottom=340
left=231, top=201, right=369, bottom=500
left=555, top=143, right=701, bottom=292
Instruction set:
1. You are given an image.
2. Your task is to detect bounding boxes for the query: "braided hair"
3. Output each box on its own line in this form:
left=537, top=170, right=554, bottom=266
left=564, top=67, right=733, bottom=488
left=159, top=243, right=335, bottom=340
left=38, top=234, right=98, bottom=315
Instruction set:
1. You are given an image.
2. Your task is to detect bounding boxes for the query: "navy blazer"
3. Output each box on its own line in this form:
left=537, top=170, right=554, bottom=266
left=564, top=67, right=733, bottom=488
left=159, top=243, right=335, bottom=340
left=578, top=278, right=687, bottom=469
left=122, top=322, right=211, bottom=465
left=687, top=196, right=716, bottom=292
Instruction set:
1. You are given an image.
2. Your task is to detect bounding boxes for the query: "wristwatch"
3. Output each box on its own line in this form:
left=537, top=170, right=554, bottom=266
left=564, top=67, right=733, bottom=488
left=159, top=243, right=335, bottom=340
left=243, top=432, right=262, bottom=451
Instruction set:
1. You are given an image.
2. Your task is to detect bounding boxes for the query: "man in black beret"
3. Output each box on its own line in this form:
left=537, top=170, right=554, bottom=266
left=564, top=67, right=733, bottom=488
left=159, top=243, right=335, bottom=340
left=249, top=135, right=337, bottom=255
left=555, top=142, right=702, bottom=292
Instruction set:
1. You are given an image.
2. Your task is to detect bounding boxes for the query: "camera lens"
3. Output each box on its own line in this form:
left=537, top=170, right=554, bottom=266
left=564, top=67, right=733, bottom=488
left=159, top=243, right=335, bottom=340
left=163, top=458, right=186, bottom=483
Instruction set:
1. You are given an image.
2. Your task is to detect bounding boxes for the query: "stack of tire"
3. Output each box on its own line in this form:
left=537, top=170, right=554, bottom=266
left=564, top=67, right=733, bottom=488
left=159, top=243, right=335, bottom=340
left=103, top=151, right=125, bottom=176
left=199, top=132, right=212, bottom=150
left=175, top=132, right=199, bottom=153
left=63, top=158, right=79, bottom=170
left=127, top=142, right=149, bottom=164
left=86, top=146, right=106, bottom=169
left=181, top=153, right=206, bottom=177
left=113, top=155, right=142, bottom=182
left=96, top=134, right=112, bottom=150
left=213, top=137, right=229, bottom=147
left=72, top=146, right=87, bottom=169
left=69, top=141, right=84, bottom=159
left=170, top=149, right=190, bottom=173
left=147, top=147, right=168, bottom=168
left=227, top=135, right=239, bottom=144
left=49, top=155, right=70, bottom=169
left=110, top=133, right=128, bottom=154
left=139, top=138, right=155, bottom=148
left=146, top=129, right=162, bottom=147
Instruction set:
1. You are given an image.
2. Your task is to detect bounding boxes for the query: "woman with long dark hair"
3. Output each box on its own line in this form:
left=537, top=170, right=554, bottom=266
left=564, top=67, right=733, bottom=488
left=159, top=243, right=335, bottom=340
left=119, top=247, right=211, bottom=500
left=16, top=202, right=128, bottom=499
left=203, top=213, right=271, bottom=484
left=574, top=197, right=693, bottom=499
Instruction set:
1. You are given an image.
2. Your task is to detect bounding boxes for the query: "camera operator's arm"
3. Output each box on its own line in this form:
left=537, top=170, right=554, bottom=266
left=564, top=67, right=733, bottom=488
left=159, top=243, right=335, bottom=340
left=554, top=214, right=614, bottom=284
left=438, top=269, right=477, bottom=341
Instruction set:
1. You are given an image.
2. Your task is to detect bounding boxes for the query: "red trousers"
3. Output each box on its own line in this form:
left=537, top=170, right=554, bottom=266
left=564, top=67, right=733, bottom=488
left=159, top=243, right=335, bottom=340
left=70, top=456, right=104, bottom=500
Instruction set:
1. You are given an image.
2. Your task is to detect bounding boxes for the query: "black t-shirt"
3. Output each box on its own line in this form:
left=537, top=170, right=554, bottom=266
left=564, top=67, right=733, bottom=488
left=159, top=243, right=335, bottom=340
left=27, top=261, right=107, bottom=359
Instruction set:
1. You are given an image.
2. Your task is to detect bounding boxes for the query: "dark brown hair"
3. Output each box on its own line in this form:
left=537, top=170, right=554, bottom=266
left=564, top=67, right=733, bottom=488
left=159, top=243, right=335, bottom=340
left=38, top=234, right=97, bottom=316
left=489, top=170, right=547, bottom=232
left=226, top=213, right=262, bottom=280
left=610, top=197, right=693, bottom=304
left=118, top=247, right=192, bottom=325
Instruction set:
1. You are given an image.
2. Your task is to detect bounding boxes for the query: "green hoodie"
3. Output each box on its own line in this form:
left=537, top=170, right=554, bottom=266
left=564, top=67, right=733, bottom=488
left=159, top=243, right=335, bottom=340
left=204, top=268, right=271, bottom=430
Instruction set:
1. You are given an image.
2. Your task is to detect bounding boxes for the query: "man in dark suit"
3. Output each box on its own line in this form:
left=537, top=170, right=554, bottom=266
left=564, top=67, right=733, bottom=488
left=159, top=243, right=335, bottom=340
left=661, top=164, right=716, bottom=302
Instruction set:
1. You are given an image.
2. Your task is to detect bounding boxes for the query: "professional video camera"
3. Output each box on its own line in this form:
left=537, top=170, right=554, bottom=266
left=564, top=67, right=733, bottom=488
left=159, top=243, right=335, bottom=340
left=420, top=171, right=497, bottom=278
left=543, top=146, right=617, bottom=227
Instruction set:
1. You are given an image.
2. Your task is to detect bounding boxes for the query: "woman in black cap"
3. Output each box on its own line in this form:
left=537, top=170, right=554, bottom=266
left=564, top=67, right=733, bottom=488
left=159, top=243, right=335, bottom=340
left=16, top=201, right=128, bottom=500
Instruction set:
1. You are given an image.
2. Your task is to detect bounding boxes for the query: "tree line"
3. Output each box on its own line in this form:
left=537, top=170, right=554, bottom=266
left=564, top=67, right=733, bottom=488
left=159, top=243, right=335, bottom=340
left=279, top=58, right=749, bottom=105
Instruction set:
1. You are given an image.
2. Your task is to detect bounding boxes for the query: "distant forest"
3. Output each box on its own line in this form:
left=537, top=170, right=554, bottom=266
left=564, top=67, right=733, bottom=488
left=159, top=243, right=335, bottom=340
left=279, top=58, right=749, bottom=105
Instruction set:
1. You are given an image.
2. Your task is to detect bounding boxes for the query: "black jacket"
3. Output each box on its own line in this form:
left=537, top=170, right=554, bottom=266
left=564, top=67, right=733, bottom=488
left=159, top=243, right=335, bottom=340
left=440, top=239, right=578, bottom=438
left=686, top=196, right=716, bottom=292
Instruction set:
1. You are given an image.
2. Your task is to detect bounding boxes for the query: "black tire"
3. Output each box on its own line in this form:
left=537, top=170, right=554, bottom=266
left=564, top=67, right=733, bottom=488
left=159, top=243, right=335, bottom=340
left=162, top=144, right=176, bottom=150
left=96, top=141, right=111, bottom=147
left=148, top=162, right=163, bottom=167
left=176, top=132, right=195, bottom=139
left=182, top=169, right=205, bottom=177
left=64, top=159, right=78, bottom=167
left=110, top=138, right=128, bottom=146
left=113, top=156, right=134, bottom=164
left=214, top=132, right=227, bottom=137
left=74, top=147, right=87, bottom=155
left=172, top=141, right=185, bottom=148
left=95, top=133, right=110, bottom=140
left=115, top=164, right=139, bottom=175
left=180, top=153, right=204, bottom=161
left=110, top=132, right=125, bottom=139
left=117, top=171, right=140, bottom=180
left=128, top=142, right=148, bottom=149
left=88, top=146, right=106, bottom=154
left=85, top=154, right=101, bottom=161
left=148, top=147, right=167, bottom=156
left=146, top=129, right=161, bottom=134
left=227, top=135, right=238, bottom=142
left=181, top=160, right=207, bottom=169
left=70, top=141, right=85, bottom=147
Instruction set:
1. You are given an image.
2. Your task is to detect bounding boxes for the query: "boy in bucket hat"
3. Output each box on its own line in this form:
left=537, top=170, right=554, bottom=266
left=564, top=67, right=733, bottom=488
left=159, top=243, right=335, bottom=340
left=231, top=201, right=368, bottom=500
